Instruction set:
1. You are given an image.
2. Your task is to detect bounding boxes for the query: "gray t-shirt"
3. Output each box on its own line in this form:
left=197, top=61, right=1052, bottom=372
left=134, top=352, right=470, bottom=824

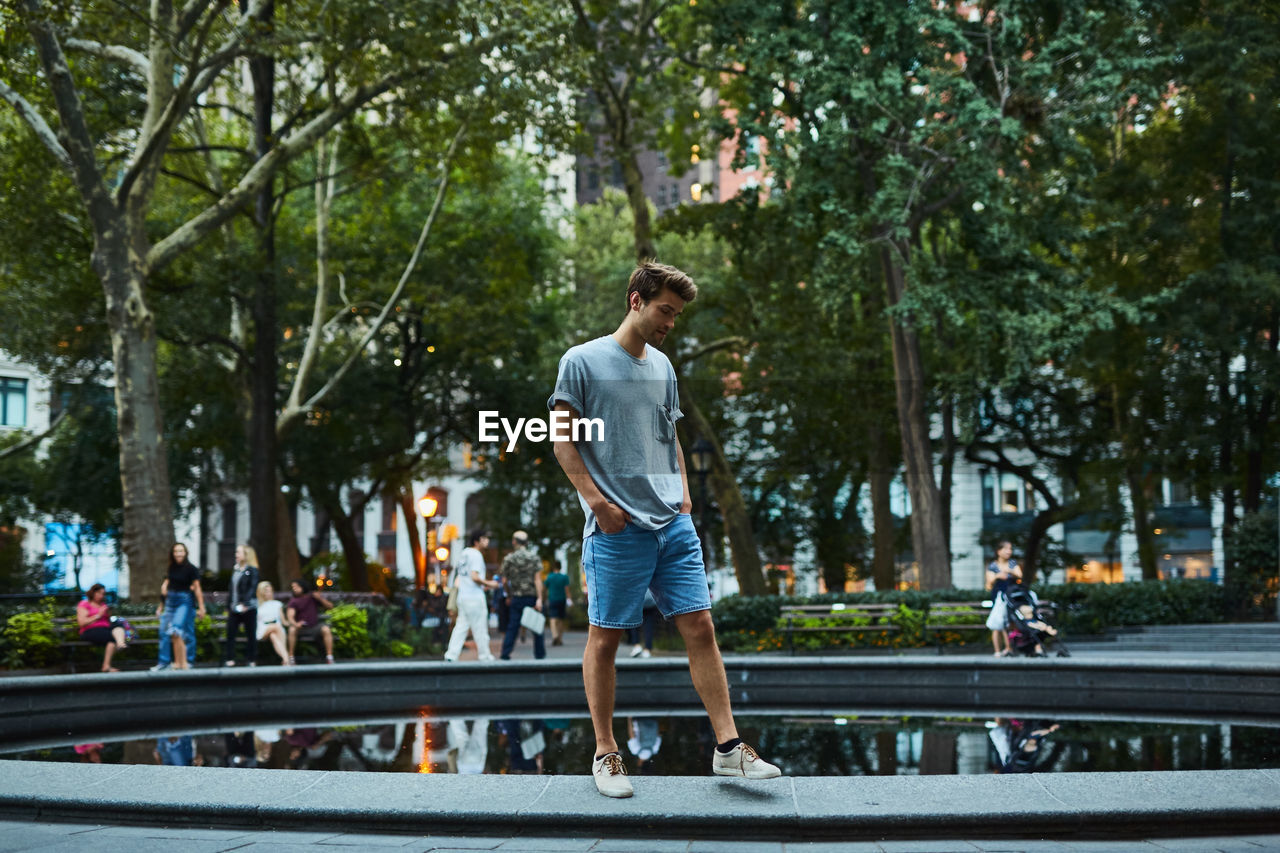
left=548, top=336, right=684, bottom=538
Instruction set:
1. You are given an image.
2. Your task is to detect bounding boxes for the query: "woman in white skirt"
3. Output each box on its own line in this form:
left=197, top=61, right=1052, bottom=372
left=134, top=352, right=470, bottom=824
left=255, top=581, right=291, bottom=666
left=444, top=529, right=501, bottom=662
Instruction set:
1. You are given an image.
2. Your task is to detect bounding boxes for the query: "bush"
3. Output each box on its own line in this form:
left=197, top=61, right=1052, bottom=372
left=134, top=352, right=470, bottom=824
left=2, top=601, right=59, bottom=668
left=1225, top=510, right=1279, bottom=619
left=1038, top=579, right=1224, bottom=635
left=326, top=604, right=373, bottom=658
left=389, top=640, right=414, bottom=658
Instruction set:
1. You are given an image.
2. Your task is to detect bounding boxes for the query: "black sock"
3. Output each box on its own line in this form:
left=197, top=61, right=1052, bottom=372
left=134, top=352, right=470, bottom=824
left=716, top=737, right=742, bottom=754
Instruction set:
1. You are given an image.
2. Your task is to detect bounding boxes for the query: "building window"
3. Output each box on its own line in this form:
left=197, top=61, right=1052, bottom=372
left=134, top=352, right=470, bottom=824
left=1, top=377, right=27, bottom=427
left=657, top=184, right=667, bottom=206
left=587, top=168, right=599, bottom=190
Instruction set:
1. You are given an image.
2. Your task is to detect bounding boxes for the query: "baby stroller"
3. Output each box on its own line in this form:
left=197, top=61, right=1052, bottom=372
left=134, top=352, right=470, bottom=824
left=1004, top=588, right=1070, bottom=657
left=988, top=718, right=1065, bottom=773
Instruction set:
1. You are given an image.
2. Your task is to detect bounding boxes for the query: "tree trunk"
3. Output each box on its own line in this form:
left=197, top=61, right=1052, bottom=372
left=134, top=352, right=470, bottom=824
left=678, top=392, right=768, bottom=596
left=811, top=478, right=854, bottom=593
left=619, top=150, right=656, bottom=261
left=879, top=244, right=949, bottom=589
left=919, top=730, right=956, bottom=775
left=398, top=485, right=426, bottom=589
left=320, top=494, right=370, bottom=592
left=868, top=426, right=897, bottom=592
left=99, top=252, right=175, bottom=601
left=1244, top=310, right=1278, bottom=514
left=939, top=395, right=955, bottom=560
left=248, top=1, right=280, bottom=582
left=875, top=731, right=898, bottom=776
left=274, top=485, right=301, bottom=586
left=1217, top=355, right=1237, bottom=579
left=1126, top=464, right=1160, bottom=580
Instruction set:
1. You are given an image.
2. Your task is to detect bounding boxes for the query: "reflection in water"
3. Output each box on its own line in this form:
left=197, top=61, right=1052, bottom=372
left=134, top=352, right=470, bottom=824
left=8, top=714, right=1279, bottom=776
left=988, top=719, right=1065, bottom=774
left=627, top=718, right=662, bottom=775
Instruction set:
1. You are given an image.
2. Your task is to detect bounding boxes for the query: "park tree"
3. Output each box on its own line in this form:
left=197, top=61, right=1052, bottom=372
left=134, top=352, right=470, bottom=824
left=0, top=0, right=568, bottom=595
left=693, top=0, right=1158, bottom=587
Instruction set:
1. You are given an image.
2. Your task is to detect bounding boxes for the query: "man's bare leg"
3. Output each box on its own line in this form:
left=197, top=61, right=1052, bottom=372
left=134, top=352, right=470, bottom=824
left=583, top=625, right=624, bottom=756
left=672, top=610, right=738, bottom=743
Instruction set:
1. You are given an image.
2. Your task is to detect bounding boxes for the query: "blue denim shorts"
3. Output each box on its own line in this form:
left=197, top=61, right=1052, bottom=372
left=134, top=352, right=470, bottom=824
left=582, top=513, right=711, bottom=629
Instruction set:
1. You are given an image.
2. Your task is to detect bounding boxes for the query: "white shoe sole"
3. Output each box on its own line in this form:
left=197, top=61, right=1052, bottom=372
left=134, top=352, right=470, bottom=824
left=713, top=767, right=782, bottom=779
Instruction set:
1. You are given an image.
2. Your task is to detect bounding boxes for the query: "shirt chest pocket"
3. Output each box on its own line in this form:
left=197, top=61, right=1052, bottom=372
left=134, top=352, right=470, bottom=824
left=654, top=403, right=677, bottom=443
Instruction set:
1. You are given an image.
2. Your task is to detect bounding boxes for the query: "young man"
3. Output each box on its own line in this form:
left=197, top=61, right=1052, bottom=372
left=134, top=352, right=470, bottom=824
left=549, top=261, right=781, bottom=798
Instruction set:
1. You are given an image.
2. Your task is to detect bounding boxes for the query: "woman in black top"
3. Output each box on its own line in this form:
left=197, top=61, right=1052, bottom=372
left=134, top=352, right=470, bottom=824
left=156, top=543, right=206, bottom=669
left=986, top=540, right=1022, bottom=657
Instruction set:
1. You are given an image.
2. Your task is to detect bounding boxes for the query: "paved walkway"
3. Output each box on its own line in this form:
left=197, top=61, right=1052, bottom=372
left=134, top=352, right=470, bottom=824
left=3, top=819, right=1280, bottom=853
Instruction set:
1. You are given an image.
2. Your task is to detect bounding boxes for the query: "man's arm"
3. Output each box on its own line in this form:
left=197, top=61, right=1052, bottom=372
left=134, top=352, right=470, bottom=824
left=673, top=435, right=694, bottom=514
left=314, top=592, right=334, bottom=610
left=550, top=402, right=629, bottom=533
left=535, top=567, right=544, bottom=611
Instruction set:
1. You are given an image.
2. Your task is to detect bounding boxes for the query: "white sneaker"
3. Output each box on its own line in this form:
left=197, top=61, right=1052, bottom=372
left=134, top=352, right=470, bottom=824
left=149, top=663, right=171, bottom=672
left=591, top=752, right=634, bottom=798
left=712, top=743, right=782, bottom=779
left=629, top=645, right=643, bottom=658
left=639, top=649, right=651, bottom=658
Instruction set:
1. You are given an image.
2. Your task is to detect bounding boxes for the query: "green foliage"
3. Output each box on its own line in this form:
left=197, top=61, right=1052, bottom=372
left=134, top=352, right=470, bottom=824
left=1033, top=580, right=1225, bottom=635
left=1, top=601, right=59, bottom=669
left=326, top=604, right=373, bottom=658
left=1224, top=511, right=1279, bottom=619
left=194, top=612, right=218, bottom=659
left=389, top=640, right=414, bottom=658
left=711, top=595, right=783, bottom=635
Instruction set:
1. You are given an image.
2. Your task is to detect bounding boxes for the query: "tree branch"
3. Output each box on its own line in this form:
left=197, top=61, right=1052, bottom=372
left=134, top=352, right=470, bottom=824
left=18, top=0, right=115, bottom=217
left=0, top=410, right=67, bottom=461
left=145, top=68, right=414, bottom=276
left=277, top=122, right=467, bottom=434
left=0, top=77, right=73, bottom=171
left=117, top=0, right=248, bottom=210
left=682, top=336, right=749, bottom=366
left=63, top=38, right=149, bottom=74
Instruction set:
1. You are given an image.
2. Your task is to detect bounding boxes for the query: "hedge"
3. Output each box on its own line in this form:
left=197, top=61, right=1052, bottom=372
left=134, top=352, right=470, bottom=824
left=711, top=579, right=1229, bottom=653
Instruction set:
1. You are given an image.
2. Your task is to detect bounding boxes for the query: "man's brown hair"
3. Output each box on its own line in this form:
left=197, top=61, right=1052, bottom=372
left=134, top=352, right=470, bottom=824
left=626, top=261, right=697, bottom=313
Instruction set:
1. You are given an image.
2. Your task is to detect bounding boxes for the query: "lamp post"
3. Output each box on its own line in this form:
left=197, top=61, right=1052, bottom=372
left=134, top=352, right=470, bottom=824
left=689, top=437, right=714, bottom=573
left=417, top=495, right=440, bottom=589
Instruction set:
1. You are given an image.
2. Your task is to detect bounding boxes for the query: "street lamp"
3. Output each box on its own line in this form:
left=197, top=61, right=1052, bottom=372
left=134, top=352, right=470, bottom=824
left=418, top=495, right=441, bottom=589
left=689, top=437, right=714, bottom=572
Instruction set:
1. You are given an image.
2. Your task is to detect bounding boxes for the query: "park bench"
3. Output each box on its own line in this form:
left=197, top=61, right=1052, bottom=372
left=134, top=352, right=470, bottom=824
left=922, top=601, right=994, bottom=653
left=780, top=602, right=901, bottom=655
left=779, top=599, right=1056, bottom=656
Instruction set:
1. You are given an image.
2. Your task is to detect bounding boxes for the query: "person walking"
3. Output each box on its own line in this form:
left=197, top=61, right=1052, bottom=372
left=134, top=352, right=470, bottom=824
left=986, top=540, right=1023, bottom=657
left=499, top=530, right=545, bottom=661
left=443, top=529, right=500, bottom=662
left=549, top=261, right=781, bottom=798
left=224, top=544, right=260, bottom=667
left=76, top=583, right=127, bottom=672
left=154, top=543, right=205, bottom=670
left=543, top=563, right=572, bottom=646
left=254, top=581, right=291, bottom=666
